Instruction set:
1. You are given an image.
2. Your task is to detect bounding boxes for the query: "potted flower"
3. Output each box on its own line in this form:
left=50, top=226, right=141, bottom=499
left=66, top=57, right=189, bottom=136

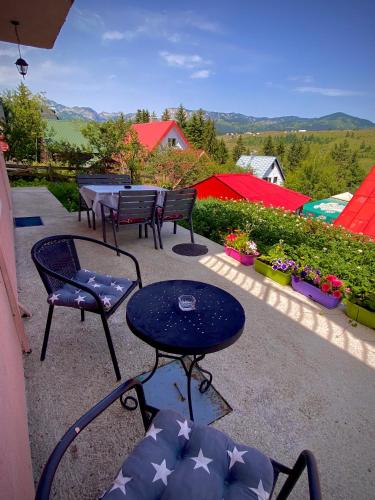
left=224, top=229, right=259, bottom=266
left=345, top=287, right=375, bottom=329
left=291, top=267, right=345, bottom=309
left=254, top=241, right=295, bottom=286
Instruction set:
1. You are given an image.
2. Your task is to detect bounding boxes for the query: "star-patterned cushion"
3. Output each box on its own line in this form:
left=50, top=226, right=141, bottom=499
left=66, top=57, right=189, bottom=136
left=101, top=409, right=274, bottom=499
left=47, top=269, right=133, bottom=312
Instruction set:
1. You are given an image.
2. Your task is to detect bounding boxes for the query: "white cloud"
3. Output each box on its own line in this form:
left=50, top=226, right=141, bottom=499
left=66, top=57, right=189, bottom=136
left=295, top=86, right=365, bottom=97
left=159, top=51, right=210, bottom=69
left=191, top=69, right=212, bottom=79
left=102, top=31, right=125, bottom=41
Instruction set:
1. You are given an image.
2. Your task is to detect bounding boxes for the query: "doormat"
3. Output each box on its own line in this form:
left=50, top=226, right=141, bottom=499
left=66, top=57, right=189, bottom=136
left=172, top=243, right=208, bottom=256
left=137, top=358, right=232, bottom=425
left=14, top=216, right=43, bottom=227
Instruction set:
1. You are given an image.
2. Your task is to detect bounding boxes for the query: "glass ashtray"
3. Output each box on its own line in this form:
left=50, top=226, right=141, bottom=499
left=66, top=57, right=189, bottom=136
left=178, top=294, right=196, bottom=311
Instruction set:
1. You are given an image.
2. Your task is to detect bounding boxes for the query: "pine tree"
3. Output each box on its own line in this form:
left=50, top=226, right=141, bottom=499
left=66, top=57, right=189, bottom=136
left=215, top=138, right=229, bottom=164
left=141, top=109, right=150, bottom=122
left=186, top=109, right=205, bottom=149
left=263, top=136, right=275, bottom=156
left=175, top=104, right=188, bottom=130
left=203, top=119, right=219, bottom=158
left=275, top=139, right=285, bottom=158
left=134, top=109, right=143, bottom=123
left=287, top=140, right=304, bottom=170
left=161, top=108, right=171, bottom=121
left=232, top=135, right=245, bottom=162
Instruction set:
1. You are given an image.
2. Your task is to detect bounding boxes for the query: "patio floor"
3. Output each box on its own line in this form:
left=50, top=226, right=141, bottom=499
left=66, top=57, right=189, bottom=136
left=13, top=187, right=374, bottom=499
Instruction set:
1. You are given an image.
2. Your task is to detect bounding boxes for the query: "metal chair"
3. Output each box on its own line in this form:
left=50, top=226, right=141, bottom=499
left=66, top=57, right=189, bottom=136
left=156, top=188, right=197, bottom=249
left=31, top=235, right=142, bottom=380
left=36, top=379, right=322, bottom=500
left=77, top=174, right=131, bottom=230
left=100, top=190, right=159, bottom=252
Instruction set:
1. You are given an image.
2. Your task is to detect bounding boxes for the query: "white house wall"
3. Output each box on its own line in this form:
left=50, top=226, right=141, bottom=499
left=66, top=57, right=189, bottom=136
left=264, top=162, right=284, bottom=185
left=159, top=126, right=188, bottom=149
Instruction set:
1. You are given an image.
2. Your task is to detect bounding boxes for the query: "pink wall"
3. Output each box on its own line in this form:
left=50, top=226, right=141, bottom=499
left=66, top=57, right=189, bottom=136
left=0, top=153, right=34, bottom=498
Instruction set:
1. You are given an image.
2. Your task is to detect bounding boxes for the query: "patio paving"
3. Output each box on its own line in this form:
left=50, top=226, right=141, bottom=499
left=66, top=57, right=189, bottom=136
left=13, top=187, right=375, bottom=499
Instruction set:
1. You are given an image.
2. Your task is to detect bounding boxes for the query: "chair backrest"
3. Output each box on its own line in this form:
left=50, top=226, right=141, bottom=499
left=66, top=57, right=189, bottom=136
left=77, top=173, right=131, bottom=187
left=161, top=188, right=197, bottom=221
left=117, top=190, right=158, bottom=222
left=31, top=236, right=80, bottom=294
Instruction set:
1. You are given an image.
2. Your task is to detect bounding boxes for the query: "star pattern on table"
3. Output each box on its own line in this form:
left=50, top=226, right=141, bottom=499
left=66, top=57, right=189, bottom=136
left=82, top=269, right=90, bottom=273
left=92, top=283, right=102, bottom=288
left=110, top=281, right=117, bottom=287
left=227, top=446, right=247, bottom=469
left=74, top=295, right=86, bottom=305
left=115, top=284, right=124, bottom=292
left=190, top=448, right=213, bottom=474
left=49, top=293, right=60, bottom=304
left=88, top=276, right=96, bottom=284
left=249, top=479, right=270, bottom=500
left=146, top=423, right=163, bottom=440
left=151, top=459, right=173, bottom=486
left=75, top=289, right=81, bottom=294
left=176, top=419, right=191, bottom=440
left=101, top=296, right=112, bottom=309
left=109, top=469, right=132, bottom=495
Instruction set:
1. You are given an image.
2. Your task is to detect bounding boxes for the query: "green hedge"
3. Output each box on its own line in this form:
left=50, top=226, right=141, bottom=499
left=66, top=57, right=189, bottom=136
left=191, top=198, right=375, bottom=303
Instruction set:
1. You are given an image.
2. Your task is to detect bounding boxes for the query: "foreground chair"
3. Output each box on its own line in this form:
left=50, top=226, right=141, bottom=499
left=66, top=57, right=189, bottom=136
left=36, top=379, right=322, bottom=500
left=100, top=190, right=159, bottom=252
left=31, top=235, right=141, bottom=380
left=77, top=173, right=131, bottom=230
left=156, top=188, right=197, bottom=249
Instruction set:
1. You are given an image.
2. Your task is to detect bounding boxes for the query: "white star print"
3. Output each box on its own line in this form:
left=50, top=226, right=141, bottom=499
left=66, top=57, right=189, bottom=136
left=92, top=283, right=101, bottom=288
left=49, top=293, right=60, bottom=304
left=115, top=284, right=124, bottom=292
left=110, top=281, right=117, bottom=287
left=74, top=295, right=86, bottom=305
left=82, top=269, right=90, bottom=273
left=101, top=296, right=112, bottom=308
left=177, top=419, right=191, bottom=440
left=75, top=289, right=81, bottom=294
left=145, top=423, right=163, bottom=440
left=190, top=449, right=213, bottom=474
left=249, top=479, right=270, bottom=500
left=110, top=469, right=132, bottom=495
left=151, top=459, right=173, bottom=486
left=227, top=446, right=247, bottom=469
left=88, top=276, right=96, bottom=284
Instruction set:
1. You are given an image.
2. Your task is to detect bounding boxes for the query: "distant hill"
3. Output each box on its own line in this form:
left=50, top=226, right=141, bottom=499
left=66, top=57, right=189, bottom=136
left=46, top=100, right=375, bottom=133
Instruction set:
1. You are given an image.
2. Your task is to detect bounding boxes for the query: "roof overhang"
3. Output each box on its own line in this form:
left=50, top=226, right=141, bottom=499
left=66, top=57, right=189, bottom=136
left=0, top=0, right=74, bottom=49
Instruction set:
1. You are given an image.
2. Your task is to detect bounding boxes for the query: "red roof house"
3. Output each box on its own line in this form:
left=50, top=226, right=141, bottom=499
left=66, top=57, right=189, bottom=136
left=334, top=165, right=375, bottom=239
left=191, top=173, right=311, bottom=211
left=131, top=120, right=190, bottom=151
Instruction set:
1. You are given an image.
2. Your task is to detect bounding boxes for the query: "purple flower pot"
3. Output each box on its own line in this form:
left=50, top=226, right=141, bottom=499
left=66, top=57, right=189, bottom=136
left=291, top=275, right=341, bottom=309
left=224, top=246, right=259, bottom=266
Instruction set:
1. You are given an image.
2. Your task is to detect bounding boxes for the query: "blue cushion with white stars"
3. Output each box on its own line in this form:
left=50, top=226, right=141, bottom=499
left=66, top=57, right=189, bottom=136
left=47, top=269, right=133, bottom=312
left=101, top=409, right=274, bottom=500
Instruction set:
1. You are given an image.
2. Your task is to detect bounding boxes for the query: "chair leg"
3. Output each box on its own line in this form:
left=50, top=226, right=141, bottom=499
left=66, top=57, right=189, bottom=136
left=111, top=219, right=119, bottom=256
left=138, top=224, right=142, bottom=238
left=100, top=314, right=121, bottom=381
left=151, top=223, right=158, bottom=250
left=92, top=211, right=96, bottom=231
left=156, top=218, right=163, bottom=249
left=173, top=221, right=177, bottom=234
left=86, top=210, right=91, bottom=229
left=190, top=219, right=195, bottom=244
left=41, top=305, right=54, bottom=361
left=145, top=224, right=148, bottom=239
left=78, top=197, right=82, bottom=222
left=102, top=216, right=107, bottom=243
left=81, top=309, right=85, bottom=322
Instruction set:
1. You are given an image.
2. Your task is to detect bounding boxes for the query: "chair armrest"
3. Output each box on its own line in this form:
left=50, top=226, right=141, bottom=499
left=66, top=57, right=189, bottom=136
left=35, top=379, right=149, bottom=500
left=275, top=450, right=322, bottom=500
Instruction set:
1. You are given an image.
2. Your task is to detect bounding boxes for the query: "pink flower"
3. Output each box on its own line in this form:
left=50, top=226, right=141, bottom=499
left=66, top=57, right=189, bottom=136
left=332, top=280, right=343, bottom=287
left=325, top=275, right=336, bottom=282
left=321, top=283, right=330, bottom=293
left=332, top=290, right=342, bottom=299
left=345, top=287, right=351, bottom=293
left=226, top=234, right=237, bottom=241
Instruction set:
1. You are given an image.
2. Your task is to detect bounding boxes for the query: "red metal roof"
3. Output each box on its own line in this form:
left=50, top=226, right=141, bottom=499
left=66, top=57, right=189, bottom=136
left=131, top=120, right=190, bottom=151
left=191, top=173, right=311, bottom=211
left=334, top=165, right=375, bottom=239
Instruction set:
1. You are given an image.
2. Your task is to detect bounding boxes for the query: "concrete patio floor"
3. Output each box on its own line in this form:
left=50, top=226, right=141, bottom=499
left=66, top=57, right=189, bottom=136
left=13, top=187, right=374, bottom=499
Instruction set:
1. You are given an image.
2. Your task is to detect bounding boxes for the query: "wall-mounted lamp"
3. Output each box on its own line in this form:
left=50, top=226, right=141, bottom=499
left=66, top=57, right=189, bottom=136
left=11, top=20, right=29, bottom=78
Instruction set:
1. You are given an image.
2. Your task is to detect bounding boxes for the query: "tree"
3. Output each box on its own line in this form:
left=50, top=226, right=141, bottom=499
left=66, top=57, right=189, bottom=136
left=186, top=109, right=205, bottom=149
left=161, top=108, right=171, bottom=121
left=275, top=139, right=285, bottom=158
left=134, top=109, right=150, bottom=123
left=263, top=136, right=275, bottom=156
left=175, top=104, right=188, bottom=130
left=331, top=140, right=364, bottom=190
left=232, top=135, right=245, bottom=161
left=287, top=139, right=304, bottom=171
left=203, top=119, right=218, bottom=158
left=150, top=111, right=158, bottom=121
left=1, top=83, right=46, bottom=162
left=215, top=138, right=229, bottom=164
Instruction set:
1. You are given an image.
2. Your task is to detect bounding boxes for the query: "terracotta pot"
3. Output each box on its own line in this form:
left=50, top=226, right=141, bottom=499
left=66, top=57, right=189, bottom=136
left=253, top=258, right=291, bottom=286
left=345, top=300, right=375, bottom=329
left=224, top=246, right=259, bottom=266
left=291, top=275, right=341, bottom=309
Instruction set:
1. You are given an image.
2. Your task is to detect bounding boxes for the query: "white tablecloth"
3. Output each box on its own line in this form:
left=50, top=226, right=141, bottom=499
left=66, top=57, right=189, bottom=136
left=80, top=185, right=166, bottom=216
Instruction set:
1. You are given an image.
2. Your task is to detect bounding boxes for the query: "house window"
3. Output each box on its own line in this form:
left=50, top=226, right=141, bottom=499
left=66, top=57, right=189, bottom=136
left=273, top=177, right=278, bottom=183
left=168, top=138, right=177, bottom=147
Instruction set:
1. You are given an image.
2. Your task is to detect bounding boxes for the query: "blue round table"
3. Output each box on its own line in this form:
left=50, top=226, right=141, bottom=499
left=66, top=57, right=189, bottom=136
left=125, top=280, right=245, bottom=420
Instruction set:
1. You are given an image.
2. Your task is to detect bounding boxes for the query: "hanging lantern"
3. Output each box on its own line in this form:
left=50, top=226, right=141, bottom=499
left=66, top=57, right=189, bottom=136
left=11, top=21, right=29, bottom=78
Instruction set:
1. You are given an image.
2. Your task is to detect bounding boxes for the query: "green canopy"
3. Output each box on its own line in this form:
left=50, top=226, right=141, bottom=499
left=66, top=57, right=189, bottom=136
left=302, top=197, right=347, bottom=223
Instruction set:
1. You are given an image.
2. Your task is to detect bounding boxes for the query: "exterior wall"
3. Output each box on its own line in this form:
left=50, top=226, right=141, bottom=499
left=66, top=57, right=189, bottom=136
left=193, top=177, right=243, bottom=201
left=159, top=126, right=188, bottom=149
left=263, top=161, right=284, bottom=185
left=0, top=152, right=34, bottom=499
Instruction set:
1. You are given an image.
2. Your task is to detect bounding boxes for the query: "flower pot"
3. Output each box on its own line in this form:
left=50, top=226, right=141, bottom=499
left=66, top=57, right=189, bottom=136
left=291, top=275, right=341, bottom=309
left=254, top=258, right=291, bottom=285
left=224, top=246, right=259, bottom=266
left=345, top=300, right=375, bottom=329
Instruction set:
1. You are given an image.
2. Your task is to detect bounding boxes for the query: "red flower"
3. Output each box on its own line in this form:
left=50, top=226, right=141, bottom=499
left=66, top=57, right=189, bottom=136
left=321, top=283, right=330, bottom=293
left=332, top=290, right=342, bottom=299
left=226, top=234, right=237, bottom=241
left=325, top=275, right=336, bottom=282
left=332, top=279, right=343, bottom=287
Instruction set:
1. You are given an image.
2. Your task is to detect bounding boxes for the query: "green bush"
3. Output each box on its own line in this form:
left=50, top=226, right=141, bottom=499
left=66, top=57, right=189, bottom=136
left=192, top=198, right=375, bottom=305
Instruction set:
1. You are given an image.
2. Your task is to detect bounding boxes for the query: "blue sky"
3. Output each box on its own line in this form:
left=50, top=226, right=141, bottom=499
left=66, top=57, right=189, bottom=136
left=0, top=0, right=374, bottom=120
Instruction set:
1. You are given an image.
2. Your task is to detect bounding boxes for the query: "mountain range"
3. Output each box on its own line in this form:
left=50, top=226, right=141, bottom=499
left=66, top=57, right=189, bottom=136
left=46, top=99, right=375, bottom=133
